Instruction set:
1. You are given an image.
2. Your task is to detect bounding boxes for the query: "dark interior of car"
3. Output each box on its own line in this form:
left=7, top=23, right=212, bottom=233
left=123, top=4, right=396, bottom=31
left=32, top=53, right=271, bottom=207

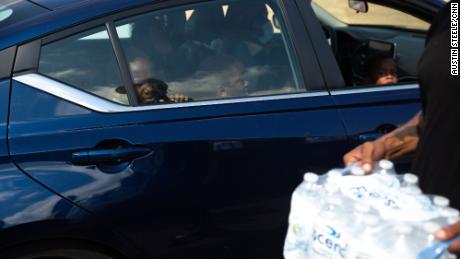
left=312, top=1, right=428, bottom=87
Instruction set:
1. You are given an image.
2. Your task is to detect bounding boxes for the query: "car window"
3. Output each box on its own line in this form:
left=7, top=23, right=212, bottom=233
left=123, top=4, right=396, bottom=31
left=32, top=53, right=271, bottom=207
left=311, top=0, right=428, bottom=88
left=312, top=0, right=430, bottom=31
left=38, top=27, right=128, bottom=104
left=115, top=0, right=305, bottom=105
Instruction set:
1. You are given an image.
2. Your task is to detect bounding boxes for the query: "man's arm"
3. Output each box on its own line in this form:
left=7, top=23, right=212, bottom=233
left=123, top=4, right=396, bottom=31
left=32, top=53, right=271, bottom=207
left=343, top=111, right=422, bottom=172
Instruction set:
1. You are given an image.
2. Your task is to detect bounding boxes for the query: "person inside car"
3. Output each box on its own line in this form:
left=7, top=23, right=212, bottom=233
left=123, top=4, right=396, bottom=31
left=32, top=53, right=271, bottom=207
left=363, top=54, right=399, bottom=85
left=196, top=54, right=248, bottom=98
left=116, top=78, right=191, bottom=104
left=116, top=57, right=190, bottom=104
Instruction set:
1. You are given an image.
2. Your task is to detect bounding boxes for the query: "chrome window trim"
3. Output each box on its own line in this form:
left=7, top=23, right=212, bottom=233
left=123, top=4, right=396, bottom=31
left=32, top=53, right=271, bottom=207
left=330, top=84, right=419, bottom=95
left=13, top=73, right=329, bottom=113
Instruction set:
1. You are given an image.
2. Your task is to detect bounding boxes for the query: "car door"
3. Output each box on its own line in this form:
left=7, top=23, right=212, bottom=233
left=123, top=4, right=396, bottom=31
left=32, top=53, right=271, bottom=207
left=297, top=0, right=432, bottom=170
left=9, top=0, right=348, bottom=258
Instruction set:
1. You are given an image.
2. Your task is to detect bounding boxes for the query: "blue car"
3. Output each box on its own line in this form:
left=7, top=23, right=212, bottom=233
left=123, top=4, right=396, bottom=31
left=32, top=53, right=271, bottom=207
left=0, top=0, right=443, bottom=258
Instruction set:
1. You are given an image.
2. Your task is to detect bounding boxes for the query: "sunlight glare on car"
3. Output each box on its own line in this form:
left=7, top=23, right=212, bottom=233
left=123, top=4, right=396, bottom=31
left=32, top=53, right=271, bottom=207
left=0, top=8, right=13, bottom=22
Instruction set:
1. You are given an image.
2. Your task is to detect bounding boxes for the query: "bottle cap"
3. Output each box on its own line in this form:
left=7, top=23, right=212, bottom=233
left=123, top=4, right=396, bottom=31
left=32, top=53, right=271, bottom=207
left=403, top=173, right=419, bottom=184
left=327, top=169, right=343, bottom=178
left=441, top=208, right=460, bottom=218
left=326, top=170, right=343, bottom=185
left=433, top=195, right=450, bottom=207
left=350, top=166, right=365, bottom=176
left=447, top=216, right=460, bottom=225
left=303, top=172, right=319, bottom=183
left=423, top=222, right=441, bottom=234
left=378, top=159, right=394, bottom=170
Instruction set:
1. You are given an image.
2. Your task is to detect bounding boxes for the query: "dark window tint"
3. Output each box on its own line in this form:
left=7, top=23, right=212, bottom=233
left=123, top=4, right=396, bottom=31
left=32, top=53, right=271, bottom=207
left=38, top=27, right=127, bottom=104
left=115, top=0, right=305, bottom=105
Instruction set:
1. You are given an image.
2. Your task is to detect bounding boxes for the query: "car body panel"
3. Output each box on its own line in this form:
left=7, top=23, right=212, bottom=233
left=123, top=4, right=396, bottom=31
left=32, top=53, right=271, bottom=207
left=0, top=0, right=151, bottom=50
left=0, top=79, right=129, bottom=256
left=29, top=0, right=91, bottom=10
left=331, top=86, right=421, bottom=135
left=9, top=78, right=349, bottom=257
left=0, top=80, right=9, bottom=157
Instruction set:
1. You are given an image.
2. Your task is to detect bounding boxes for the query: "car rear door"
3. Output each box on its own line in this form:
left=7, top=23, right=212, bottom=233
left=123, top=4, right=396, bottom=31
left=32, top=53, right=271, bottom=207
left=9, top=0, right=348, bottom=258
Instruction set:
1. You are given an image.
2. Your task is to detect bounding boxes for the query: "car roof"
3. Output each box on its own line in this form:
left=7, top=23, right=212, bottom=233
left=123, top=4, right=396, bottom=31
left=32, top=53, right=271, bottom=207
left=0, top=0, right=444, bottom=51
left=0, top=0, right=151, bottom=50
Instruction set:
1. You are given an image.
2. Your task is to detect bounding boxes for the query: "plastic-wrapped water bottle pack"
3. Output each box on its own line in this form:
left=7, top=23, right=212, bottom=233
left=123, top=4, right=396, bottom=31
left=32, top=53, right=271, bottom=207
left=283, top=160, right=459, bottom=259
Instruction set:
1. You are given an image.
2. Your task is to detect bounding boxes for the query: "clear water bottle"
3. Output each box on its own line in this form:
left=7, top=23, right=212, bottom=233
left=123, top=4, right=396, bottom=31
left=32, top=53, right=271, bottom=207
left=284, top=173, right=321, bottom=259
left=346, top=215, right=388, bottom=259
left=401, top=173, right=419, bottom=187
left=374, top=160, right=400, bottom=187
left=421, top=221, right=442, bottom=247
left=309, top=196, right=351, bottom=259
left=377, top=159, right=396, bottom=175
left=415, top=221, right=451, bottom=259
left=350, top=166, right=365, bottom=176
left=436, top=207, right=460, bottom=227
left=401, top=173, right=422, bottom=195
left=381, top=224, right=419, bottom=258
left=432, top=195, right=450, bottom=208
left=324, top=169, right=344, bottom=187
left=446, top=216, right=460, bottom=225
left=351, top=203, right=372, bottom=225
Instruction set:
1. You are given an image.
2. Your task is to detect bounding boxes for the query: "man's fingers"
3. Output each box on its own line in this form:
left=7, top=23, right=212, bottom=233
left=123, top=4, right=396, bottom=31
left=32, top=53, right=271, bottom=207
left=361, top=142, right=375, bottom=173
left=343, top=145, right=361, bottom=165
left=343, top=152, right=359, bottom=166
left=436, top=221, right=460, bottom=240
left=171, top=94, right=187, bottom=102
left=449, top=240, right=460, bottom=254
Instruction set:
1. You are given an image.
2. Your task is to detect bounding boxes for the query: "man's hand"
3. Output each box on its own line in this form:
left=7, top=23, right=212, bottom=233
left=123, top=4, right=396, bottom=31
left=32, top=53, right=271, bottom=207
left=170, top=94, right=190, bottom=103
left=343, top=140, right=387, bottom=173
left=435, top=221, right=460, bottom=254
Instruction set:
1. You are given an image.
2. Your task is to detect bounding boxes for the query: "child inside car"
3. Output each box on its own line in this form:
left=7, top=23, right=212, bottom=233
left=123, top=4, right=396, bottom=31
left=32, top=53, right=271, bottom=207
left=363, top=54, right=399, bottom=85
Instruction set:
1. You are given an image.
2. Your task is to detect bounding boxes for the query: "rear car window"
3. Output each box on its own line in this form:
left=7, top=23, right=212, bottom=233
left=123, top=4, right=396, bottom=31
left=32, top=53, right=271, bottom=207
left=38, top=0, right=306, bottom=107
left=38, top=26, right=127, bottom=104
left=115, top=0, right=306, bottom=104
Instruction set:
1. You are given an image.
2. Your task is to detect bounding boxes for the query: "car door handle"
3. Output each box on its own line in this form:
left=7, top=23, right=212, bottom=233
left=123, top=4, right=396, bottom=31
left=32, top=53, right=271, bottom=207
left=358, top=132, right=384, bottom=143
left=72, top=146, right=152, bottom=165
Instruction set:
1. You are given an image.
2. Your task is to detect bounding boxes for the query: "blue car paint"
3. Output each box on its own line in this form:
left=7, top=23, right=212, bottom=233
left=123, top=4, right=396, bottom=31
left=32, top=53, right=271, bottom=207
left=332, top=88, right=421, bottom=136
left=0, top=79, right=112, bottom=252
left=29, top=0, right=92, bottom=10
left=0, top=80, right=9, bottom=157
left=0, top=0, right=151, bottom=50
left=9, top=81, right=350, bottom=257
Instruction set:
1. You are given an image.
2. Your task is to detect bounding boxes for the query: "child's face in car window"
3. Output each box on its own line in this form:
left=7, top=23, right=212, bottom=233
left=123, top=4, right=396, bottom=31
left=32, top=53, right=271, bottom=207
left=374, top=58, right=398, bottom=85
left=221, top=66, right=248, bottom=97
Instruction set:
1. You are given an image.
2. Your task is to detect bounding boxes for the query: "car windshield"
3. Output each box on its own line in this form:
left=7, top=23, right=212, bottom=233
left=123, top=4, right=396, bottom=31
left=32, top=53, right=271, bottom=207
left=0, top=0, right=48, bottom=28
left=312, top=0, right=431, bottom=31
